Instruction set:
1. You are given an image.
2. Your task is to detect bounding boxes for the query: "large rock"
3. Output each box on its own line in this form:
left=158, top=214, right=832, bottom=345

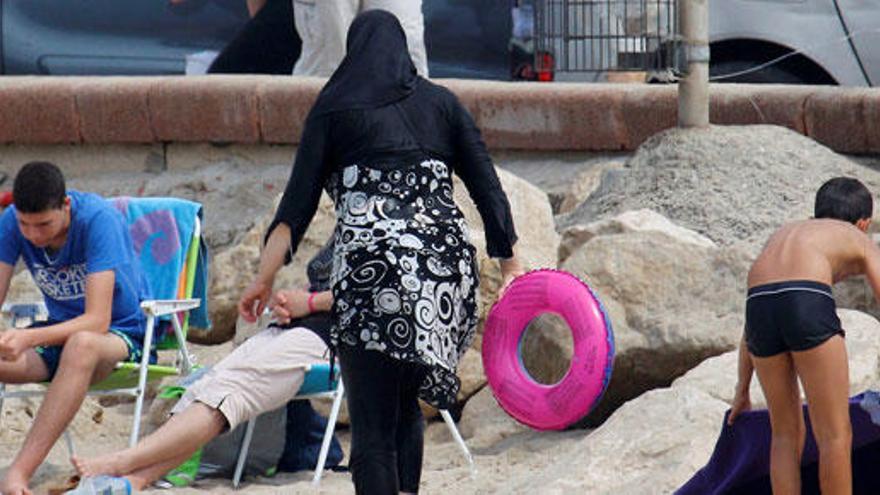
left=505, top=386, right=729, bottom=495
left=560, top=125, right=880, bottom=256
left=560, top=211, right=752, bottom=423
left=503, top=309, right=880, bottom=494
left=555, top=160, right=624, bottom=215
left=66, top=162, right=294, bottom=251
left=558, top=208, right=715, bottom=263
left=495, top=153, right=623, bottom=215
left=454, top=385, right=529, bottom=449
left=195, top=193, right=335, bottom=344
left=831, top=239, right=880, bottom=322
left=454, top=167, right=560, bottom=322
left=453, top=167, right=560, bottom=399
left=674, top=309, right=880, bottom=406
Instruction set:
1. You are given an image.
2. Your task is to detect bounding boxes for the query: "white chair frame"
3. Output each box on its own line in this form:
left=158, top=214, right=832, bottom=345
left=232, top=366, right=475, bottom=488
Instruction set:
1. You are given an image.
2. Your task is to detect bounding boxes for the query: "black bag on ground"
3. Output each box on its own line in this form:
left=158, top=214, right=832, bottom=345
left=277, top=400, right=345, bottom=472
left=198, top=405, right=287, bottom=479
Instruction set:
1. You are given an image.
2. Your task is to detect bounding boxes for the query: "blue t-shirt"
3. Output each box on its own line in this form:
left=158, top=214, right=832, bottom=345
left=0, top=191, right=150, bottom=339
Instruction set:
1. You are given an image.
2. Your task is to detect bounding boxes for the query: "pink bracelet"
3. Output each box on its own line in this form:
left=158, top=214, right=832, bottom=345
left=307, top=292, right=317, bottom=314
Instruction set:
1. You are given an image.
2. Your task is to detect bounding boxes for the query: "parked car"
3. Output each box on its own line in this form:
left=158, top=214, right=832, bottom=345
left=0, top=0, right=248, bottom=75
left=4, top=0, right=875, bottom=86
left=709, top=0, right=878, bottom=86
left=0, top=0, right=522, bottom=79
left=522, top=0, right=879, bottom=86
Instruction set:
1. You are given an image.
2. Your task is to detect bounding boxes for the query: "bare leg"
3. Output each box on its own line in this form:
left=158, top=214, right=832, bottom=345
left=0, top=348, right=51, bottom=383
left=792, top=336, right=852, bottom=495
left=0, top=350, right=49, bottom=495
left=73, top=402, right=226, bottom=478
left=752, top=351, right=805, bottom=495
left=2, top=333, right=125, bottom=495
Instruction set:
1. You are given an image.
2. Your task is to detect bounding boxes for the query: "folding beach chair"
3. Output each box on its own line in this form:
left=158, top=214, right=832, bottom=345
left=0, top=197, right=208, bottom=450
left=232, top=363, right=476, bottom=488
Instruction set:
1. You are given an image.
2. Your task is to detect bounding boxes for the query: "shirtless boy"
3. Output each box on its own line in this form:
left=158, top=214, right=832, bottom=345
left=729, top=177, right=879, bottom=495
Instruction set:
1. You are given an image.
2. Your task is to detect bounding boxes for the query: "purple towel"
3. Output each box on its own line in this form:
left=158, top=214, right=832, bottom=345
left=677, top=392, right=880, bottom=494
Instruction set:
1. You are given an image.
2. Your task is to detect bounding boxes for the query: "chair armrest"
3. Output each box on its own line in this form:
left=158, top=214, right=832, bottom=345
left=140, top=299, right=201, bottom=317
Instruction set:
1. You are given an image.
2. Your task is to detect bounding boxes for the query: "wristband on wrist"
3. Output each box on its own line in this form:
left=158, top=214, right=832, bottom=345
left=307, top=292, right=317, bottom=314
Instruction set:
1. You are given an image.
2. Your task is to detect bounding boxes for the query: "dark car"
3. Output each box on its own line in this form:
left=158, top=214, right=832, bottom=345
left=0, top=0, right=248, bottom=74
left=0, top=0, right=526, bottom=79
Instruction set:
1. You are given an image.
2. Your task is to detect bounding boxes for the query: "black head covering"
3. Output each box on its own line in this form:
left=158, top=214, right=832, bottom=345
left=310, top=9, right=419, bottom=116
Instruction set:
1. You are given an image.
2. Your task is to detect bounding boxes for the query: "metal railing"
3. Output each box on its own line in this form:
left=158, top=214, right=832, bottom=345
left=534, top=0, right=680, bottom=74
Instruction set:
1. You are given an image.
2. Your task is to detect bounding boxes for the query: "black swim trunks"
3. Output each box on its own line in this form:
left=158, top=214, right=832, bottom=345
left=745, top=280, right=844, bottom=358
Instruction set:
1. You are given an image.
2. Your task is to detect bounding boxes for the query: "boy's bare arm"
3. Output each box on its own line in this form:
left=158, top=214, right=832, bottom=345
left=862, top=234, right=880, bottom=303
left=735, top=333, right=754, bottom=390
left=728, top=332, right=753, bottom=425
left=15, top=271, right=115, bottom=348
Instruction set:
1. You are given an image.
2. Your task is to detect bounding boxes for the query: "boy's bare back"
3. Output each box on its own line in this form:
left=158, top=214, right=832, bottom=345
left=749, top=219, right=880, bottom=289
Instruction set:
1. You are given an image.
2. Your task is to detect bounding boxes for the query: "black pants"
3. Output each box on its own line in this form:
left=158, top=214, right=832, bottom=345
left=338, top=346, right=427, bottom=494
left=208, top=0, right=301, bottom=74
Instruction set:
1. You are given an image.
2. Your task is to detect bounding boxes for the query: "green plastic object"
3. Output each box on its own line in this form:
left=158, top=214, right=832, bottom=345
left=89, top=362, right=180, bottom=391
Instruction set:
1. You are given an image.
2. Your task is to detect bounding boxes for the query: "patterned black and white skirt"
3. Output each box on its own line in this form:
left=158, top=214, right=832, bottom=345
left=329, top=158, right=479, bottom=408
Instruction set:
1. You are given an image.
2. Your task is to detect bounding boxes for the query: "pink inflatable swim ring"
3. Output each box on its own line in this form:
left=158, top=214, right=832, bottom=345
left=482, top=269, right=615, bottom=430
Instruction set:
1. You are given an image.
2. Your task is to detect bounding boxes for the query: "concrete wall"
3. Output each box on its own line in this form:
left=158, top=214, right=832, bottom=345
left=0, top=76, right=877, bottom=174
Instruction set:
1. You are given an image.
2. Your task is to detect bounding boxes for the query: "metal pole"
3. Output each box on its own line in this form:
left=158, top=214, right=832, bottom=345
left=678, top=0, right=709, bottom=128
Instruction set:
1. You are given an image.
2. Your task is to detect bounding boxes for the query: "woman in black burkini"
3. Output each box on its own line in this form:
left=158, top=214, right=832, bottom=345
left=239, top=9, right=524, bottom=494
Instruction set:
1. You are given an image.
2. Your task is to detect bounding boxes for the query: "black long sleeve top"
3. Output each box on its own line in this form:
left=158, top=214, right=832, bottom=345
left=269, top=78, right=518, bottom=260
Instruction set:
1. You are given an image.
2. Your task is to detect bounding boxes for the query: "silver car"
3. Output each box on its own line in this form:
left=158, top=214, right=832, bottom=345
left=710, top=0, right=879, bottom=86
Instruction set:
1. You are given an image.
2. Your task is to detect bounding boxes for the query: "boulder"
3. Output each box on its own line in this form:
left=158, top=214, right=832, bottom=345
left=194, top=193, right=335, bottom=344
left=674, top=309, right=880, bottom=406
left=831, top=238, right=880, bottom=323
left=504, top=386, right=730, bottom=494
left=560, top=212, right=752, bottom=423
left=558, top=208, right=715, bottom=264
left=454, top=167, right=560, bottom=322
left=452, top=385, right=528, bottom=449
left=555, top=160, right=624, bottom=215
left=452, top=167, right=560, bottom=397
left=560, top=125, right=880, bottom=256
left=504, top=310, right=880, bottom=494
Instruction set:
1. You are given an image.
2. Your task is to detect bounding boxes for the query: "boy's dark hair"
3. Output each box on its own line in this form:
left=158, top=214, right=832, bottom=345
left=814, top=177, right=873, bottom=224
left=13, top=161, right=67, bottom=213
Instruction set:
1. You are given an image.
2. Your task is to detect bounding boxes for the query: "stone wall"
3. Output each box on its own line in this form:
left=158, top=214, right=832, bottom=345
left=0, top=77, right=877, bottom=159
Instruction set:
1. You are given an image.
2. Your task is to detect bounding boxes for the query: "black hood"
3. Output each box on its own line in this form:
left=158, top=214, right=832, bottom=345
left=310, top=9, right=419, bottom=116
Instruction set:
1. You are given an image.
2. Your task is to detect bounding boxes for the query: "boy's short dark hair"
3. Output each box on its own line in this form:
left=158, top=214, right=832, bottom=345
left=814, top=177, right=873, bottom=224
left=13, top=161, right=67, bottom=213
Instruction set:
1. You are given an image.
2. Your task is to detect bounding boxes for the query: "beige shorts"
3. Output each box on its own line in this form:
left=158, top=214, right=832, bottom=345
left=172, top=326, right=328, bottom=431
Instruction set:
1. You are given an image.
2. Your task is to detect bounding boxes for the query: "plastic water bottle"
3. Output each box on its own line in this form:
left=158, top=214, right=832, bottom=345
left=67, top=476, right=132, bottom=495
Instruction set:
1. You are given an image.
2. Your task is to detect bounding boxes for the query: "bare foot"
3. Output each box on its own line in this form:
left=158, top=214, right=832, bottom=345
left=126, top=474, right=150, bottom=492
left=70, top=453, right=127, bottom=478
left=0, top=471, right=33, bottom=495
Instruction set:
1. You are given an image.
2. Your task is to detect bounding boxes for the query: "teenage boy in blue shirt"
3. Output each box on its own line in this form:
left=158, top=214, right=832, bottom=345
left=0, top=161, right=151, bottom=495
